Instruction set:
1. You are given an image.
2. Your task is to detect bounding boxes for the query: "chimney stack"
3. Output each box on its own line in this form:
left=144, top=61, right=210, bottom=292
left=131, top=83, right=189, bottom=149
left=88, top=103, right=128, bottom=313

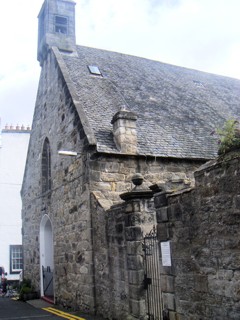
left=111, top=106, right=138, bottom=154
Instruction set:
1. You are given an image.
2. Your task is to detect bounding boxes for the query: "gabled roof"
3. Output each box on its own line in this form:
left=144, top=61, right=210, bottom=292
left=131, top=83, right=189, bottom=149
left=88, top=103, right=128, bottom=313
left=57, top=45, right=240, bottom=160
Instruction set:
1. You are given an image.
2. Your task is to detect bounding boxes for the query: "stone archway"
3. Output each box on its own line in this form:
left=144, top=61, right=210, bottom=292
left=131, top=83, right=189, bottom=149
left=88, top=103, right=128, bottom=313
left=40, top=214, right=54, bottom=301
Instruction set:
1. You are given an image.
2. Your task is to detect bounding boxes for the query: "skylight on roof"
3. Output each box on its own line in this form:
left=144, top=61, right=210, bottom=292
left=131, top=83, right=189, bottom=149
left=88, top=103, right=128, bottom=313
left=88, top=65, right=102, bottom=76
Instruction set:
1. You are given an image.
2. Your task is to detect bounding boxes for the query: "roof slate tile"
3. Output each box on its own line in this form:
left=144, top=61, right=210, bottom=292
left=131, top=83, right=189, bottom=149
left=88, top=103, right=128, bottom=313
left=60, top=45, right=240, bottom=159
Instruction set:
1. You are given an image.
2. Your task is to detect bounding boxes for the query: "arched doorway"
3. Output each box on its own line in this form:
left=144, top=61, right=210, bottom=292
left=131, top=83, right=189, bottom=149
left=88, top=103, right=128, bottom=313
left=40, top=215, right=54, bottom=301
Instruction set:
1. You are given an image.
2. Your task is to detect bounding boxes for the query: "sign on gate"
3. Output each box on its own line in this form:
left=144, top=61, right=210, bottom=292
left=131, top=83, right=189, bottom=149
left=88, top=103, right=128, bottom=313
left=160, top=241, right=171, bottom=267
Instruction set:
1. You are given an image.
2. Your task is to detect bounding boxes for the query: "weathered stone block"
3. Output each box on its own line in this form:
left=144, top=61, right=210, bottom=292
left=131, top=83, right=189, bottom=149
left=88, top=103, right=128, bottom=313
left=104, top=161, right=120, bottom=173
left=161, top=275, right=175, bottom=293
left=234, top=195, right=240, bottom=210
left=92, top=182, right=112, bottom=191
left=132, top=201, right=141, bottom=212
left=128, top=270, right=144, bottom=285
left=127, top=255, right=144, bottom=270
left=125, top=226, right=143, bottom=241
left=126, top=242, right=143, bottom=255
left=125, top=203, right=134, bottom=213
left=125, top=213, right=142, bottom=227
left=162, top=292, right=176, bottom=311
left=116, top=181, right=131, bottom=192
left=90, top=170, right=101, bottom=181
left=169, top=311, right=179, bottom=320
left=154, top=192, right=168, bottom=208
left=167, top=203, right=183, bottom=221
left=157, top=224, right=169, bottom=241
left=101, top=172, right=125, bottom=182
left=129, top=299, right=146, bottom=318
left=156, top=207, right=169, bottom=222
left=194, top=275, right=208, bottom=293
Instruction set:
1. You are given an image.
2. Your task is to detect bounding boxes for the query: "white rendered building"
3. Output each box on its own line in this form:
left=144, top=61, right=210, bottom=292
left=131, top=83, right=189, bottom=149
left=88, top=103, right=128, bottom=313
left=0, top=123, right=30, bottom=281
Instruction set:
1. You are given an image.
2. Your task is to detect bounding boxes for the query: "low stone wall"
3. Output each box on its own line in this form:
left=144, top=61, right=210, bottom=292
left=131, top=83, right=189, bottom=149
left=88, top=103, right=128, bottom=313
left=92, top=184, right=156, bottom=320
left=155, top=154, right=240, bottom=320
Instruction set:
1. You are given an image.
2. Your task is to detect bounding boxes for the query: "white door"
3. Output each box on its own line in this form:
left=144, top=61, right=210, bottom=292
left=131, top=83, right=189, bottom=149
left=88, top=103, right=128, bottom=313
left=40, top=215, right=54, bottom=298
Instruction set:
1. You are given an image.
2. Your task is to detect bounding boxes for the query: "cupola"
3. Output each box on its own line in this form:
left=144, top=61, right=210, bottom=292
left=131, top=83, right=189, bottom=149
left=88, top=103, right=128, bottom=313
left=37, top=0, right=76, bottom=66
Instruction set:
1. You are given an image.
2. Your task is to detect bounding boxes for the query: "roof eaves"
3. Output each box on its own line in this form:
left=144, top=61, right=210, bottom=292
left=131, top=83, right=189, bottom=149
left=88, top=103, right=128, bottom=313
left=94, top=148, right=214, bottom=161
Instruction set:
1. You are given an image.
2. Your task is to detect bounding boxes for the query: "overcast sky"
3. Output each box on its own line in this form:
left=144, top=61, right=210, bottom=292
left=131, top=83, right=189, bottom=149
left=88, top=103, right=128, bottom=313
left=0, top=0, right=240, bottom=127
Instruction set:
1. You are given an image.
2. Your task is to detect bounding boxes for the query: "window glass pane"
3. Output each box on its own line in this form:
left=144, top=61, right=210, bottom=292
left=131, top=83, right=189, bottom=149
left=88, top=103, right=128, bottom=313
left=56, top=16, right=67, bottom=25
left=88, top=65, right=102, bottom=75
left=42, top=138, right=51, bottom=193
left=10, top=245, right=23, bottom=272
left=55, top=16, right=68, bottom=34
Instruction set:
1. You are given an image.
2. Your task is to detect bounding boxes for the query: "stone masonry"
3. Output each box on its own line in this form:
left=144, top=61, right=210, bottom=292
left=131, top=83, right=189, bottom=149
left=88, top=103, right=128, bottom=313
left=154, top=152, right=240, bottom=320
left=91, top=175, right=155, bottom=320
left=22, top=1, right=240, bottom=319
left=21, top=50, right=96, bottom=311
left=21, top=48, right=203, bottom=317
left=111, top=108, right=138, bottom=154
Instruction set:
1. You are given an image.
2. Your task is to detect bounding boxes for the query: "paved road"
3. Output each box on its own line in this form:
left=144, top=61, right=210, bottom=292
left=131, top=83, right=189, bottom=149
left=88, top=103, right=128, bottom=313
left=0, top=297, right=61, bottom=320
left=0, top=298, right=103, bottom=320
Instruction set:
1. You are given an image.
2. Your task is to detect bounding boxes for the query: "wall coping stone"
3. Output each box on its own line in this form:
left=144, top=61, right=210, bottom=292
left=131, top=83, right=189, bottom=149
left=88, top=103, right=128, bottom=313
left=120, top=189, right=153, bottom=201
left=195, top=151, right=240, bottom=176
left=150, top=178, right=191, bottom=194
left=166, top=187, right=193, bottom=198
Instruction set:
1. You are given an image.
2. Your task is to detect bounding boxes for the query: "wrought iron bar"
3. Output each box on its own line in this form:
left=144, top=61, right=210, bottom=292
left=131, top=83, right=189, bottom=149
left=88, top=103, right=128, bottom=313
left=143, top=226, right=163, bottom=320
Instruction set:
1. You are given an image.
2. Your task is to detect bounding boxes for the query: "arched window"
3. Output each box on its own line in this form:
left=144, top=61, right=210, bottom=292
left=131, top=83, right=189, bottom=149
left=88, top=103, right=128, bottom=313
left=42, top=138, right=51, bottom=193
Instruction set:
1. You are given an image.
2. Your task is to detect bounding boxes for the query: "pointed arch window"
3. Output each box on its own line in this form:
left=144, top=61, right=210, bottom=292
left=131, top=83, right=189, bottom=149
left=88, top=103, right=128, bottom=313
left=42, top=138, right=51, bottom=193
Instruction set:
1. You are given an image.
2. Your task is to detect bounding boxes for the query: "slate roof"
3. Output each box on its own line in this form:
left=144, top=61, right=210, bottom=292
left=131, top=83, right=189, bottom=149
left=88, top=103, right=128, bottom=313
left=59, top=45, right=240, bottom=160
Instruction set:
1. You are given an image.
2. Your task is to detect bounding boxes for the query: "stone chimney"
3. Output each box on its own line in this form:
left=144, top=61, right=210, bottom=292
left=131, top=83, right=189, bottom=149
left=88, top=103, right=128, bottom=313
left=111, top=106, right=138, bottom=154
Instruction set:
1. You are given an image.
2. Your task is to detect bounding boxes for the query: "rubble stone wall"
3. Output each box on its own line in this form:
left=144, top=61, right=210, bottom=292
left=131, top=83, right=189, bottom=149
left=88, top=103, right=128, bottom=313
left=89, top=153, right=202, bottom=208
left=155, top=155, right=240, bottom=320
left=21, top=51, right=95, bottom=311
left=21, top=49, right=202, bottom=318
left=91, top=192, right=156, bottom=320
left=87, top=154, right=202, bottom=319
left=22, top=51, right=209, bottom=319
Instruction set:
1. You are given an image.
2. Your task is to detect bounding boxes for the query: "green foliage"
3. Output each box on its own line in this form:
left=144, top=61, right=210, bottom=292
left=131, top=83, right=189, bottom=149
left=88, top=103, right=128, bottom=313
left=20, top=286, right=32, bottom=294
left=20, top=278, right=32, bottom=289
left=19, top=278, right=34, bottom=300
left=215, top=119, right=240, bottom=155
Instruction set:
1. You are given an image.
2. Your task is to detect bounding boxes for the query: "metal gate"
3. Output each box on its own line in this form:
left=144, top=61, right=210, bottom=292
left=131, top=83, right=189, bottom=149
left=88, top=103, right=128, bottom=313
left=143, top=226, right=163, bottom=320
left=42, top=266, right=53, bottom=297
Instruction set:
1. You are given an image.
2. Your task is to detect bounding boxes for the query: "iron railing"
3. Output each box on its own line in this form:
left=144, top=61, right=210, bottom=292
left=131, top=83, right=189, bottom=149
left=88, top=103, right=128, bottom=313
left=143, top=226, right=163, bottom=320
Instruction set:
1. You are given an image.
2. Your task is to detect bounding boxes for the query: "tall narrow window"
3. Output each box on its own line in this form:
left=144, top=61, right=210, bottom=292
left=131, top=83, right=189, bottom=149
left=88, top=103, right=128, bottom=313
left=55, top=16, right=68, bottom=34
left=42, top=138, right=51, bottom=193
left=10, top=245, right=23, bottom=274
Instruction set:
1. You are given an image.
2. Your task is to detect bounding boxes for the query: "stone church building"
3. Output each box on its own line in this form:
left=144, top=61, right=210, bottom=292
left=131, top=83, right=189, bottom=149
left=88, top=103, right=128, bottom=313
left=21, top=0, right=240, bottom=319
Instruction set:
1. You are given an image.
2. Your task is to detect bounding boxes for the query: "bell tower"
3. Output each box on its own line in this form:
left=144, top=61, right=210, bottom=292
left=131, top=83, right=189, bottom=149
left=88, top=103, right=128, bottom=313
left=37, top=0, right=76, bottom=66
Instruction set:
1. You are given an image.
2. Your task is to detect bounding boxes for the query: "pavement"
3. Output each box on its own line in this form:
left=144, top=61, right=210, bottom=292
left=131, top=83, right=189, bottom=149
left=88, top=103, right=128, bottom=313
left=0, top=297, right=105, bottom=320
